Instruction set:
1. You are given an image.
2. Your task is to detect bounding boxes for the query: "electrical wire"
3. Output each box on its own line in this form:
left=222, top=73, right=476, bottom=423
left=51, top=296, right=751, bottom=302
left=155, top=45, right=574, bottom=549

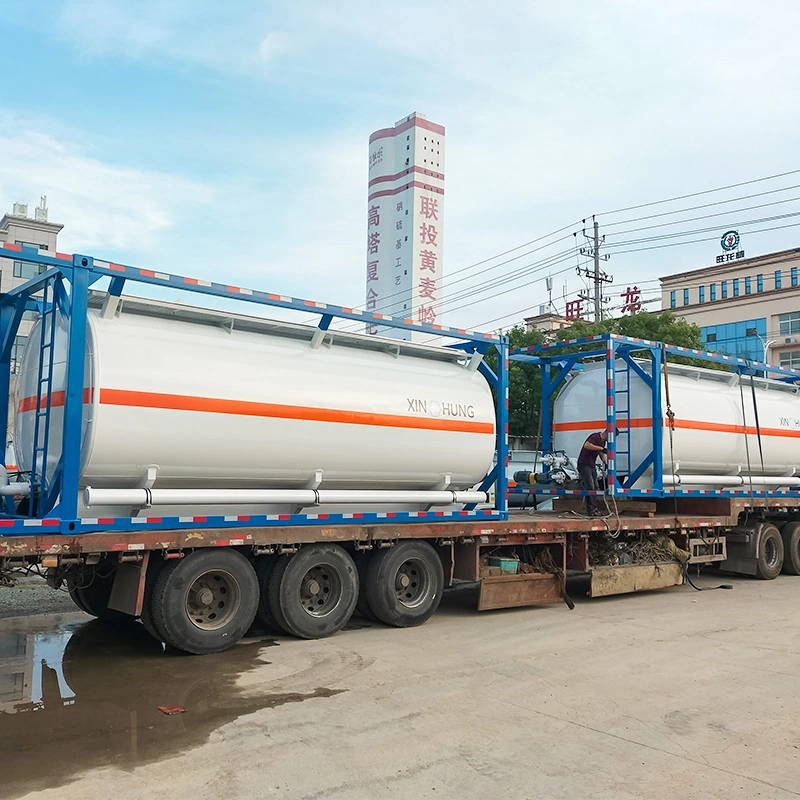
left=603, top=211, right=800, bottom=249
left=432, top=221, right=800, bottom=337
left=368, top=202, right=800, bottom=332
left=324, top=169, right=800, bottom=338
left=603, top=193, right=800, bottom=237
left=335, top=245, right=582, bottom=333
left=596, top=169, right=800, bottom=218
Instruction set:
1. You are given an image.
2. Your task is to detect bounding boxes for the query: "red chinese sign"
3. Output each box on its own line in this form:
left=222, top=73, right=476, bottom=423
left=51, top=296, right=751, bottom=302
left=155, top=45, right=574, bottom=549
left=565, top=299, right=584, bottom=321
left=620, top=286, right=642, bottom=314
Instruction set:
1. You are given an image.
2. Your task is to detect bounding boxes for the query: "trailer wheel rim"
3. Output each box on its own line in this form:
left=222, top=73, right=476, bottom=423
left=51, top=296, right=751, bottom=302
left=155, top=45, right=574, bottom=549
left=394, top=558, right=431, bottom=609
left=764, top=535, right=780, bottom=569
left=299, top=563, right=342, bottom=618
left=186, top=569, right=242, bottom=631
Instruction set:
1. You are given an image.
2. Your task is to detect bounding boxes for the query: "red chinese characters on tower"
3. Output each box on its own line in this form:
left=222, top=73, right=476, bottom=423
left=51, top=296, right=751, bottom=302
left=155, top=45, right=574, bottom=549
left=419, top=276, right=436, bottom=301
left=420, top=196, right=439, bottom=220
left=367, top=231, right=380, bottom=255
left=366, top=260, right=378, bottom=282
left=565, top=299, right=584, bottom=321
left=418, top=305, right=437, bottom=325
left=620, top=286, right=642, bottom=314
left=419, top=223, right=438, bottom=246
left=368, top=205, right=380, bottom=227
left=420, top=250, right=437, bottom=273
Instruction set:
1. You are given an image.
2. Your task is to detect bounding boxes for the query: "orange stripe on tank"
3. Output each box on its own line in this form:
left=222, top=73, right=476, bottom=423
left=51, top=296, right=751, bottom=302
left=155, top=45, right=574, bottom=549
left=16, top=389, right=93, bottom=414
left=17, top=388, right=493, bottom=435
left=553, top=418, right=653, bottom=431
left=554, top=417, right=800, bottom=439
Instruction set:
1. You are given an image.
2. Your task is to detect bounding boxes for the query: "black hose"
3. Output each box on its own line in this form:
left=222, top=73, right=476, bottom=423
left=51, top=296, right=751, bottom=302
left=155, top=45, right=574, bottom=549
left=682, top=561, right=733, bottom=591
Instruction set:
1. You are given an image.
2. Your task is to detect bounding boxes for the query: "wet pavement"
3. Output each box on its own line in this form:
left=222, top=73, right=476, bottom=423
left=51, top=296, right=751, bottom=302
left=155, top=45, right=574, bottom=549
left=0, top=614, right=342, bottom=799
left=1, top=578, right=799, bottom=800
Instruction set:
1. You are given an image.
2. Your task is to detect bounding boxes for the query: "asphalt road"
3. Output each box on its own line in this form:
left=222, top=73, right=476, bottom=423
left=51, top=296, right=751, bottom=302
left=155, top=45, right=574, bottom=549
left=1, top=573, right=799, bottom=800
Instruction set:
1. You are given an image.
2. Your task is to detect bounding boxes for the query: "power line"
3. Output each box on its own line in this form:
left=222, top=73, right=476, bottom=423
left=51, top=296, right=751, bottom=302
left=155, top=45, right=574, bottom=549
left=442, top=221, right=800, bottom=335
left=604, top=211, right=800, bottom=249
left=597, top=169, right=800, bottom=217
left=438, top=213, right=800, bottom=325
left=335, top=245, right=582, bottom=333
left=608, top=220, right=800, bottom=257
left=605, top=193, right=800, bottom=236
left=311, top=222, right=586, bottom=326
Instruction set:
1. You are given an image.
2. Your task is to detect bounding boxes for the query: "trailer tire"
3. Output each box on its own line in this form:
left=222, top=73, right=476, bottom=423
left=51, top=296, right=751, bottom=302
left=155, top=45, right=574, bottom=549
left=755, top=523, right=784, bottom=580
left=266, top=545, right=358, bottom=639
left=780, top=522, right=800, bottom=575
left=69, top=564, right=135, bottom=624
left=151, top=549, right=259, bottom=654
left=353, top=551, right=378, bottom=622
left=255, top=556, right=284, bottom=632
left=68, top=584, right=92, bottom=615
left=365, top=541, right=444, bottom=628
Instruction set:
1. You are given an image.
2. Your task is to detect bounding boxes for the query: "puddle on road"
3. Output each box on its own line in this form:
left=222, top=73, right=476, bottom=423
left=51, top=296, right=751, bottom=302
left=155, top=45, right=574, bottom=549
left=0, top=616, right=343, bottom=799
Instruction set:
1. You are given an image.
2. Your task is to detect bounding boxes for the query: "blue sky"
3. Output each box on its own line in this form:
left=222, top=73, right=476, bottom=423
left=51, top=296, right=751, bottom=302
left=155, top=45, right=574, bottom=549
left=2, top=0, right=799, bottom=331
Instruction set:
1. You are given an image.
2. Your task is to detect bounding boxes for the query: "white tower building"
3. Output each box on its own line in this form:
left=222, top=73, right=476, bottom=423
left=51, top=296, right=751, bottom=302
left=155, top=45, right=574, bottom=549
left=365, top=112, right=445, bottom=341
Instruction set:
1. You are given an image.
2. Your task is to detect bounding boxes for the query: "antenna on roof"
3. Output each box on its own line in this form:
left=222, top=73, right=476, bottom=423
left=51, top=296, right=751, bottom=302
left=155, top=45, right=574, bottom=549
left=34, top=195, right=48, bottom=222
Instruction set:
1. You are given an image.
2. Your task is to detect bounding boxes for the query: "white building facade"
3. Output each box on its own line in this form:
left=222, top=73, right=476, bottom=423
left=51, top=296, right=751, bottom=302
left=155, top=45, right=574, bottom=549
left=365, top=112, right=445, bottom=341
left=0, top=199, right=63, bottom=370
left=660, top=246, right=800, bottom=367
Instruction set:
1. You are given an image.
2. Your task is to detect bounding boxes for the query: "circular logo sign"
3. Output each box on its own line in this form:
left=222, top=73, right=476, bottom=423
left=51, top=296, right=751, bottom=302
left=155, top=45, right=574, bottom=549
left=428, top=401, right=441, bottom=418
left=720, top=230, right=740, bottom=251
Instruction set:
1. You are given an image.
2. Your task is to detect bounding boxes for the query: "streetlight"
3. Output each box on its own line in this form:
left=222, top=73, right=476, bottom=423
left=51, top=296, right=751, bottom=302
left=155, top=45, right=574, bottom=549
left=747, top=328, right=775, bottom=364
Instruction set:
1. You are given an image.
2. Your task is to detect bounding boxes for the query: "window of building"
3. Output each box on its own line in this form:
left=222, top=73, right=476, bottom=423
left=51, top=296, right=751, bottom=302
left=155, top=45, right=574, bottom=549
left=721, top=281, right=728, bottom=299
left=779, top=312, right=800, bottom=336
left=780, top=350, right=800, bottom=369
left=794, top=267, right=799, bottom=287
left=702, top=318, right=765, bottom=361
left=670, top=290, right=676, bottom=308
left=710, top=283, right=717, bottom=301
left=776, top=270, right=782, bottom=289
left=733, top=279, right=740, bottom=297
left=699, top=286, right=705, bottom=303
left=757, top=274, right=763, bottom=292
left=12, top=241, right=48, bottom=280
left=683, top=288, right=689, bottom=306
left=745, top=276, right=752, bottom=294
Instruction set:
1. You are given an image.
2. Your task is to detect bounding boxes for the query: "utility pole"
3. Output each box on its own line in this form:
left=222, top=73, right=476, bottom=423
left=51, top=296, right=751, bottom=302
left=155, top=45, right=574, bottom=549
left=578, top=216, right=612, bottom=322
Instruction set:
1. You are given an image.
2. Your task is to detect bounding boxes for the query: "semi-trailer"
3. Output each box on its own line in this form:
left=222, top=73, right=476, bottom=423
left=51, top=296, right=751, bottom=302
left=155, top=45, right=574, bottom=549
left=1, top=243, right=799, bottom=654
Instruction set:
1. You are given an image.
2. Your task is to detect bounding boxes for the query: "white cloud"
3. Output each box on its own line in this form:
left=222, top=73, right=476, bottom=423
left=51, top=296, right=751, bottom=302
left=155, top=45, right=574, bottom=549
left=0, top=115, right=212, bottom=251
left=20, top=0, right=800, bottom=331
left=56, top=0, right=294, bottom=75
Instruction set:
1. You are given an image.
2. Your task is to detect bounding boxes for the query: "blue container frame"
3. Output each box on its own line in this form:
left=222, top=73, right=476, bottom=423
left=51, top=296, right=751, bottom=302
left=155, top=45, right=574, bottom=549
left=509, top=333, right=800, bottom=501
left=0, top=244, right=509, bottom=535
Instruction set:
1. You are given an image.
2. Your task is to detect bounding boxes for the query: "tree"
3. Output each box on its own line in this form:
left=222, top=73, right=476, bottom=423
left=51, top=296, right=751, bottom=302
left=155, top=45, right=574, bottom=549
left=555, top=310, right=704, bottom=349
left=485, top=325, right=544, bottom=440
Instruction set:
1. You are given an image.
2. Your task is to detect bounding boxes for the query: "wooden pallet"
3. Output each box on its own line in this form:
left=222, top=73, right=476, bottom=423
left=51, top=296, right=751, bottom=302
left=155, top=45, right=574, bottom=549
left=553, top=497, right=657, bottom=517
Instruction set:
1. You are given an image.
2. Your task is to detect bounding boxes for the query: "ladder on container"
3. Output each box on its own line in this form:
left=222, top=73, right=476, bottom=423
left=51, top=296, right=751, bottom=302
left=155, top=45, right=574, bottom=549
left=28, top=278, right=58, bottom=516
left=614, top=358, right=632, bottom=486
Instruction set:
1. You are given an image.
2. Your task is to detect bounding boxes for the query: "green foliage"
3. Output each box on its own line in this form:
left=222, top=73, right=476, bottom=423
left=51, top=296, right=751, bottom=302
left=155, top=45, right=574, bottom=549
left=553, top=310, right=725, bottom=369
left=485, top=325, right=544, bottom=440
left=555, top=310, right=703, bottom=348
